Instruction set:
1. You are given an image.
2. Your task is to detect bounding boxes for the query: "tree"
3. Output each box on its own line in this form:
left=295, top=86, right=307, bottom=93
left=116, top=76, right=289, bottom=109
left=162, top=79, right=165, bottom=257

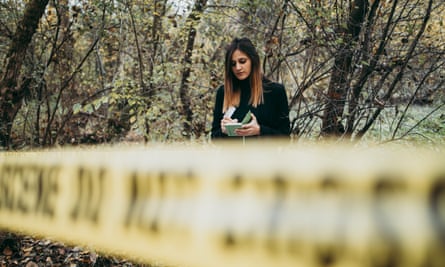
left=314, top=0, right=439, bottom=139
left=0, top=0, right=49, bottom=148
left=321, top=0, right=368, bottom=136
left=283, top=0, right=442, bottom=141
left=179, top=0, right=208, bottom=138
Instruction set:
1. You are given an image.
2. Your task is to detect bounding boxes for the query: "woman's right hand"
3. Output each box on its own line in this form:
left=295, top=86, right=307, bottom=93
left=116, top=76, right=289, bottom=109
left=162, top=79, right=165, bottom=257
left=221, top=117, right=238, bottom=134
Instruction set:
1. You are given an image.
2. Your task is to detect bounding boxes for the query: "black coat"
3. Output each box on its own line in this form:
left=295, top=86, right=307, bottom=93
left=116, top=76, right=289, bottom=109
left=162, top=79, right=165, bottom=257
left=211, top=79, right=290, bottom=138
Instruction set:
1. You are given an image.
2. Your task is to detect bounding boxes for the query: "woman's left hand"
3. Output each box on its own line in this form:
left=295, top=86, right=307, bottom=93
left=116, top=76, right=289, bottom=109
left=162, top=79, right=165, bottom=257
left=235, top=113, right=260, bottom=136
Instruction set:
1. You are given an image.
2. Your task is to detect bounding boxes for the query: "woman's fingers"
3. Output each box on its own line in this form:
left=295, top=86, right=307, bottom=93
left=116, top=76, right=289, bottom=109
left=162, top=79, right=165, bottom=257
left=236, top=114, right=260, bottom=136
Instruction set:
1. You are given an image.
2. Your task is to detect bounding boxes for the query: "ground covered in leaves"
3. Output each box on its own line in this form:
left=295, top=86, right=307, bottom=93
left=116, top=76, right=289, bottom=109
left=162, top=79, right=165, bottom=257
left=0, top=234, right=154, bottom=267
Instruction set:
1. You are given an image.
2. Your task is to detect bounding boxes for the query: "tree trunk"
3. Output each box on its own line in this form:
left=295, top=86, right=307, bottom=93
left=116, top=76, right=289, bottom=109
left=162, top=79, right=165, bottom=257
left=147, top=0, right=167, bottom=94
left=145, top=0, right=167, bottom=140
left=345, top=0, right=384, bottom=135
left=179, top=0, right=207, bottom=137
left=0, top=0, right=49, bottom=148
left=321, top=0, right=368, bottom=136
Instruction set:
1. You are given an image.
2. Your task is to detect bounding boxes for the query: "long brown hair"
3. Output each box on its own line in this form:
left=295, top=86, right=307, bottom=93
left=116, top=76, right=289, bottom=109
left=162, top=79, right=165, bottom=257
left=223, top=37, right=263, bottom=112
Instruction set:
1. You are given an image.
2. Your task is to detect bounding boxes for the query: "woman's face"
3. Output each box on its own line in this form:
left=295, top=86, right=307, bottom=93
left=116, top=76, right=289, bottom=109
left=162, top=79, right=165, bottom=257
left=231, top=49, right=252, bottom=81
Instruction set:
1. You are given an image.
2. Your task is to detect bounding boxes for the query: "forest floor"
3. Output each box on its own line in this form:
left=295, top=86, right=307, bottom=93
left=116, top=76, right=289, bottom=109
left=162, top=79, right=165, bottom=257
left=0, top=234, right=153, bottom=267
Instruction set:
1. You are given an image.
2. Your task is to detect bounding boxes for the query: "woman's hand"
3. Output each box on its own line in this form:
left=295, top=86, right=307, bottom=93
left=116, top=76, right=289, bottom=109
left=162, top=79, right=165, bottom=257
left=220, top=117, right=238, bottom=134
left=235, top=113, right=260, bottom=136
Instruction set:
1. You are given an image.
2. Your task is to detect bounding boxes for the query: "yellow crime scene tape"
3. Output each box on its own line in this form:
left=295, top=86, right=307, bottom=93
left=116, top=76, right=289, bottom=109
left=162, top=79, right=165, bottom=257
left=0, top=142, right=444, bottom=267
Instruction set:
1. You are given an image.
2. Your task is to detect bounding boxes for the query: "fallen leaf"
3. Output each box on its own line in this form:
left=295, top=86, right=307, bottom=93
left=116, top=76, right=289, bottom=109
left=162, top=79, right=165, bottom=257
left=2, top=247, right=12, bottom=256
left=25, top=261, right=39, bottom=267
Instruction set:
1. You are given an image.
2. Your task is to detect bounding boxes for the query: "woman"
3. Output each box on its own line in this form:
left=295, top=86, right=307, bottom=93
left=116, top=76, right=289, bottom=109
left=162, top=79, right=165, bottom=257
left=211, top=37, right=290, bottom=138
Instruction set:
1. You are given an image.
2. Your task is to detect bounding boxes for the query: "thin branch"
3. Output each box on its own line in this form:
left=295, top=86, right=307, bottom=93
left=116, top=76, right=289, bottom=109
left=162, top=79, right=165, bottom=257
left=288, top=0, right=315, bottom=34
left=392, top=73, right=444, bottom=140
left=126, top=0, right=146, bottom=92
left=387, top=103, right=444, bottom=142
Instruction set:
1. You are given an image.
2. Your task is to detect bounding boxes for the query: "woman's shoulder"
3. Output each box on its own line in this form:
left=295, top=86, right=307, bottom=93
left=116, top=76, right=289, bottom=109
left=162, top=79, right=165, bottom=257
left=216, top=84, right=224, bottom=92
left=215, top=84, right=225, bottom=96
left=263, top=80, right=285, bottom=93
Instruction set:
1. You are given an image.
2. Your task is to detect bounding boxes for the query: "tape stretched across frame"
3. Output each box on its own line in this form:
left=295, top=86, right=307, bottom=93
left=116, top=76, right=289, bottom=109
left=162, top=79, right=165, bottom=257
left=0, top=142, right=444, bottom=267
